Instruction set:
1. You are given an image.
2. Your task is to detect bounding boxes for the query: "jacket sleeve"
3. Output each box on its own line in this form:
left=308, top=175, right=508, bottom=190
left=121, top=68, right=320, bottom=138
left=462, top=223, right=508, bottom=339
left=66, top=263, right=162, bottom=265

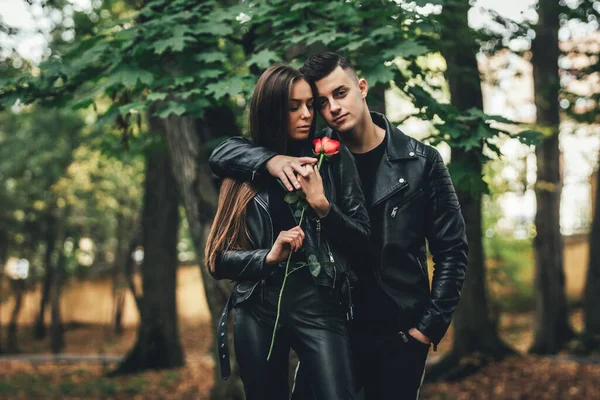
left=416, top=148, right=468, bottom=346
left=209, top=137, right=278, bottom=181
left=319, top=145, right=371, bottom=250
left=211, top=248, right=273, bottom=282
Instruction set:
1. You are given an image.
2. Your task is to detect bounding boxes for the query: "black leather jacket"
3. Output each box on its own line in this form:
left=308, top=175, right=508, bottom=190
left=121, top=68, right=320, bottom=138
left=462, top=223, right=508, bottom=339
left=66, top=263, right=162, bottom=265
left=210, top=141, right=370, bottom=310
left=209, top=112, right=468, bottom=348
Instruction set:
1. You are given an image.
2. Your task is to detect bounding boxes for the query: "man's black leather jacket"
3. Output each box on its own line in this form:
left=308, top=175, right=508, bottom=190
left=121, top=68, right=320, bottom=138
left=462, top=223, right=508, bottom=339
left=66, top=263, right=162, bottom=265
left=210, top=141, right=370, bottom=310
left=209, top=112, right=468, bottom=347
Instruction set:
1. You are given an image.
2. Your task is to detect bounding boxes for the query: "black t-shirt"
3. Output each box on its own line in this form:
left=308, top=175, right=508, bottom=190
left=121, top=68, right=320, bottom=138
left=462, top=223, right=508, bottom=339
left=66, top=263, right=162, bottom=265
left=352, top=135, right=386, bottom=206
left=351, top=135, right=401, bottom=323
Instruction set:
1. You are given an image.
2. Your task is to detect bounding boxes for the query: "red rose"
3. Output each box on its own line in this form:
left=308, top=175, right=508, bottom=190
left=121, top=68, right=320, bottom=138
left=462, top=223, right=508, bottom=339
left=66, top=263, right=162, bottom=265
left=313, top=136, right=341, bottom=156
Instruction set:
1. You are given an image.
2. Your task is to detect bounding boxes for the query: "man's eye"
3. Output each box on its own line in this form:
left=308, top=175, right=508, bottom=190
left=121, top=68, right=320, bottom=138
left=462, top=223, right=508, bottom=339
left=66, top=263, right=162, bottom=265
left=307, top=103, right=314, bottom=109
left=336, top=90, right=346, bottom=96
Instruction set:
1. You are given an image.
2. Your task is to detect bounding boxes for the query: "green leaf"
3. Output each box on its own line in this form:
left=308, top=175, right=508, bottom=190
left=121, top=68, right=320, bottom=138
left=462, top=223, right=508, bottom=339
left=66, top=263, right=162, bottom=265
left=199, top=69, right=224, bottom=80
left=308, top=260, right=321, bottom=277
left=147, top=92, right=168, bottom=101
left=382, top=40, right=429, bottom=60
left=118, top=102, right=146, bottom=116
left=174, top=76, right=195, bottom=86
left=294, top=209, right=302, bottom=218
left=246, top=50, right=281, bottom=69
left=152, top=36, right=191, bottom=54
left=514, top=130, right=544, bottom=146
left=364, top=64, right=394, bottom=86
left=308, top=254, right=318, bottom=263
left=155, top=102, right=187, bottom=118
left=284, top=192, right=299, bottom=204
left=194, top=22, right=233, bottom=36
left=105, top=64, right=154, bottom=88
left=194, top=52, right=224, bottom=64
left=205, top=76, right=249, bottom=100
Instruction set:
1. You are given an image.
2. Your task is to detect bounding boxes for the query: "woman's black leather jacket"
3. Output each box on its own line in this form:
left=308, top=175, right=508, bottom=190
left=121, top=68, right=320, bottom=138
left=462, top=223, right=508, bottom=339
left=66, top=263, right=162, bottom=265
left=210, top=142, right=370, bottom=310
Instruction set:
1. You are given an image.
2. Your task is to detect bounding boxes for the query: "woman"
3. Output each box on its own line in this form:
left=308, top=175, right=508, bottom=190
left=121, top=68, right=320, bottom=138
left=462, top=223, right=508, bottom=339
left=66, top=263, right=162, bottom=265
left=205, top=64, right=369, bottom=400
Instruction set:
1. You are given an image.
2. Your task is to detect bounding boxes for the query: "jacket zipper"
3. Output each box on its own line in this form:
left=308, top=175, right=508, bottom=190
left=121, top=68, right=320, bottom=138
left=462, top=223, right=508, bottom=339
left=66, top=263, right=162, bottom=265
left=255, top=195, right=274, bottom=304
left=390, top=188, right=424, bottom=218
left=371, top=178, right=408, bottom=210
left=325, top=240, right=336, bottom=289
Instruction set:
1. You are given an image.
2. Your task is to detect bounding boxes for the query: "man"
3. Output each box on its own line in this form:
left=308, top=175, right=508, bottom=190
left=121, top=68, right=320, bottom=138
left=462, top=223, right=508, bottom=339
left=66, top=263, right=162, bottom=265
left=209, top=53, right=468, bottom=399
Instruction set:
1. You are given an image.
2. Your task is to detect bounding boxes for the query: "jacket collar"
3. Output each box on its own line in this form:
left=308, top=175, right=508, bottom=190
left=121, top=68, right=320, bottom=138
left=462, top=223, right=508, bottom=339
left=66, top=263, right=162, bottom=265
left=370, top=112, right=418, bottom=161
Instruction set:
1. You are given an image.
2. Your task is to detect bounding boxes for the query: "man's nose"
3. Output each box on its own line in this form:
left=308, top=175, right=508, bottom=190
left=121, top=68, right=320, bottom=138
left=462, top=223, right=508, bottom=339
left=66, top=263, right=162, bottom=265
left=329, top=99, right=341, bottom=114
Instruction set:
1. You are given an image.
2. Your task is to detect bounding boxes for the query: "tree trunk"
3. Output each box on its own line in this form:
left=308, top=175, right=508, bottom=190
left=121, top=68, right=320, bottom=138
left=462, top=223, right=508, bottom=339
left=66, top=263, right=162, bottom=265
left=0, top=233, right=6, bottom=354
left=7, top=279, right=25, bottom=353
left=428, top=0, right=512, bottom=380
left=34, top=211, right=57, bottom=339
left=369, top=84, right=387, bottom=115
left=159, top=110, right=245, bottom=399
left=529, top=0, right=574, bottom=354
left=112, top=208, right=127, bottom=335
left=112, top=137, right=184, bottom=374
left=50, top=207, right=68, bottom=354
left=583, top=166, right=600, bottom=351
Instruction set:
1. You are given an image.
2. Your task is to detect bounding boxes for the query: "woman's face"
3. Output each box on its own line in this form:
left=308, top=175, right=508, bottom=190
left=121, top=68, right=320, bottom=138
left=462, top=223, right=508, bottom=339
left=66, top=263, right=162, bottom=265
left=287, top=79, right=314, bottom=141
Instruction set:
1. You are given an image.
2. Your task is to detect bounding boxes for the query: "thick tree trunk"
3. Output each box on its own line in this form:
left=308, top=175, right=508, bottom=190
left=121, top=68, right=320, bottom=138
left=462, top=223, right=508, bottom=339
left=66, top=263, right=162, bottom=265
left=7, top=279, right=25, bottom=353
left=50, top=207, right=68, bottom=354
left=159, top=110, right=245, bottom=399
left=35, top=212, right=56, bottom=340
left=112, top=137, right=184, bottom=374
left=583, top=167, right=600, bottom=350
left=529, top=0, right=574, bottom=354
left=428, top=0, right=512, bottom=380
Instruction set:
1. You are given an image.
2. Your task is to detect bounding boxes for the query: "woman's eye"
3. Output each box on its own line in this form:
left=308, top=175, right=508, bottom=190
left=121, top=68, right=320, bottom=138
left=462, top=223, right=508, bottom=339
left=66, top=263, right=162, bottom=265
left=290, top=107, right=299, bottom=112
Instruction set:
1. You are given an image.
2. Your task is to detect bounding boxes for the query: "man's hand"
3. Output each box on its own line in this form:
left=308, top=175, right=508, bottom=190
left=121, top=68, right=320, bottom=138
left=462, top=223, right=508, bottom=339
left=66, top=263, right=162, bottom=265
left=266, top=155, right=318, bottom=191
left=409, top=328, right=431, bottom=345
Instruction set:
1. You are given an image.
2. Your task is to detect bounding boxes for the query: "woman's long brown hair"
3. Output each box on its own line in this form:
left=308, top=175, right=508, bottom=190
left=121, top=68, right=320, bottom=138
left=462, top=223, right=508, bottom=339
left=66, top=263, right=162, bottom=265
left=205, top=64, right=314, bottom=276
left=205, top=178, right=258, bottom=275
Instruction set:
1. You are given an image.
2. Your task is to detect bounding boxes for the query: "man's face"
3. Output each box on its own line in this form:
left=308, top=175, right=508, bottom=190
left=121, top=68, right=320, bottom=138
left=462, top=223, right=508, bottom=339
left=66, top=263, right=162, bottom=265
left=314, top=66, right=368, bottom=133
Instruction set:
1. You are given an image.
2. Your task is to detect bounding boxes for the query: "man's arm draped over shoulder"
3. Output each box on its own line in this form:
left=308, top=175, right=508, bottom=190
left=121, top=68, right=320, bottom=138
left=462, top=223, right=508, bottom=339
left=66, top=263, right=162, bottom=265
left=417, top=148, right=468, bottom=347
left=209, top=137, right=277, bottom=181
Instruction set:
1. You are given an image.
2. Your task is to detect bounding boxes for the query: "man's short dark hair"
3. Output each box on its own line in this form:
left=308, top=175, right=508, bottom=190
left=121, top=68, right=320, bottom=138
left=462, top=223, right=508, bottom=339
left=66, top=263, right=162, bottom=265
left=300, top=52, right=358, bottom=83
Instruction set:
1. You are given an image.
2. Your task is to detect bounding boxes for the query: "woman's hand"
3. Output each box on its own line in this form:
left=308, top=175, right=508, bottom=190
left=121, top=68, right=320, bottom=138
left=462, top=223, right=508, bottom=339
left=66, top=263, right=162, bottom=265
left=265, top=226, right=305, bottom=264
left=298, top=165, right=330, bottom=217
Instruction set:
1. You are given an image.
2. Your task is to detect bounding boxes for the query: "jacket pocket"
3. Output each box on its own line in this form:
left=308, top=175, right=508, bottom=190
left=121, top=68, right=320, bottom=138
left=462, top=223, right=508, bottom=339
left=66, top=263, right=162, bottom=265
left=389, top=188, right=424, bottom=219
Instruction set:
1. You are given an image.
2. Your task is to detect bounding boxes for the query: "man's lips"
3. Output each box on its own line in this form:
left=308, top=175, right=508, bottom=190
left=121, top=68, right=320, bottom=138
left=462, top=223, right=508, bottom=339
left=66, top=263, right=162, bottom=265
left=333, top=113, right=348, bottom=123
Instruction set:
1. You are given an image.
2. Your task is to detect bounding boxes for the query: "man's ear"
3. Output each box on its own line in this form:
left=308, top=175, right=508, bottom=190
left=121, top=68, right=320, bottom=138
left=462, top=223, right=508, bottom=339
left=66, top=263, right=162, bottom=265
left=358, top=78, right=368, bottom=99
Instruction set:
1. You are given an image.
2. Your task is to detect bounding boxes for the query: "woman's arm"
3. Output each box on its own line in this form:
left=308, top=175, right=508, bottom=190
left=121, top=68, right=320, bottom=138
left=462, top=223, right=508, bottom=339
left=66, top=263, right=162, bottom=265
left=212, top=227, right=305, bottom=281
left=212, top=249, right=273, bottom=281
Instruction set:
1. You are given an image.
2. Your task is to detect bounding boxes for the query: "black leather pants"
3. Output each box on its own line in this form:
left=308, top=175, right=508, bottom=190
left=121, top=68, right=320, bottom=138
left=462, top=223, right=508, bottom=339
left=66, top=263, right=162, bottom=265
left=291, top=318, right=430, bottom=400
left=233, top=268, right=356, bottom=400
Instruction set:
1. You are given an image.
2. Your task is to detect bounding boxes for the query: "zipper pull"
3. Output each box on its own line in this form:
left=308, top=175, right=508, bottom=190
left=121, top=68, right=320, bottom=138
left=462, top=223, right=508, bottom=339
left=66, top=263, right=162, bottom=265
left=391, top=206, right=399, bottom=218
left=316, top=219, right=321, bottom=232
left=399, top=331, right=409, bottom=343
